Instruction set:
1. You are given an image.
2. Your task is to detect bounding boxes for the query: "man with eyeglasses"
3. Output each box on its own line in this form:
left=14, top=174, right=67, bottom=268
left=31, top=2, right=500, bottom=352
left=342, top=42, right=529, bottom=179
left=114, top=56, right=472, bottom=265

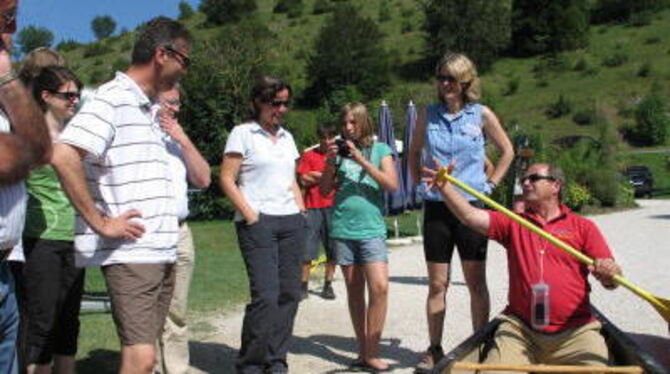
left=425, top=162, right=623, bottom=371
left=51, top=16, right=191, bottom=374
left=0, top=1, right=52, bottom=372
left=154, top=84, right=210, bottom=374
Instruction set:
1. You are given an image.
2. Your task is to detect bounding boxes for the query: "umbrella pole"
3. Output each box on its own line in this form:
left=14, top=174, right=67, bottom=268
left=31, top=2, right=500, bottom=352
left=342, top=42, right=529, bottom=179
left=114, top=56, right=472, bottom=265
left=416, top=213, right=422, bottom=237
left=393, top=217, right=399, bottom=239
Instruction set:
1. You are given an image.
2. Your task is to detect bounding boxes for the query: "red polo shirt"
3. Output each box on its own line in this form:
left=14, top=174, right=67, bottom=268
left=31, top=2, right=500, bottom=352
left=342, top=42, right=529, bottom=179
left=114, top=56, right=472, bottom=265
left=297, top=147, right=335, bottom=209
left=488, top=205, right=613, bottom=333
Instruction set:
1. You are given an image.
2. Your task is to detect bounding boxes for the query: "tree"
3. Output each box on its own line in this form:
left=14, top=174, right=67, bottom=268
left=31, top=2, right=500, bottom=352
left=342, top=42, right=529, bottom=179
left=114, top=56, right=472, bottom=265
left=631, top=92, right=669, bottom=146
left=423, top=0, right=510, bottom=72
left=91, top=15, right=117, bottom=40
left=16, top=26, right=54, bottom=55
left=304, top=3, right=390, bottom=106
left=200, top=0, right=257, bottom=26
left=511, top=0, right=589, bottom=56
left=180, top=21, right=275, bottom=164
left=178, top=1, right=195, bottom=19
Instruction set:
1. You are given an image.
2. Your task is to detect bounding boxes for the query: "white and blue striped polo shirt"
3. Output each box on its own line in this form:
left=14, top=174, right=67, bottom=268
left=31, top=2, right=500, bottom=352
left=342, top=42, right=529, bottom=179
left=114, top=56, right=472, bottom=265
left=59, top=72, right=178, bottom=267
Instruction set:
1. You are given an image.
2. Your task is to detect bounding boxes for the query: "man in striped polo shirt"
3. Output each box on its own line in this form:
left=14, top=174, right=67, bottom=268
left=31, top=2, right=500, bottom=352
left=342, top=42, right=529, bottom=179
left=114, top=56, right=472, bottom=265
left=0, top=1, right=52, bottom=372
left=52, top=17, right=191, bottom=374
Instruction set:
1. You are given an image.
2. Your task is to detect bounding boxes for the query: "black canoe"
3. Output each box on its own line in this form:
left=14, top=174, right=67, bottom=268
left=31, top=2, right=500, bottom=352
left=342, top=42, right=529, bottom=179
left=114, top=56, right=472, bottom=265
left=432, top=308, right=668, bottom=374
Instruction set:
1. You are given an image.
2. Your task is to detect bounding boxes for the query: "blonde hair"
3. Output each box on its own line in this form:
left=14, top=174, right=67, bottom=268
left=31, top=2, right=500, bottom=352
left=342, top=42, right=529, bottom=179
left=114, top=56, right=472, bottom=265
left=340, top=102, right=374, bottom=148
left=435, top=52, right=481, bottom=104
left=19, top=47, right=67, bottom=86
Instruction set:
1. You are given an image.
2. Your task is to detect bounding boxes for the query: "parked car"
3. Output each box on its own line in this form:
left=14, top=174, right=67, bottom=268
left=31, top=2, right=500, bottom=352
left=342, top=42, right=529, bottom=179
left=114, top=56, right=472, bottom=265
left=625, top=165, right=653, bottom=197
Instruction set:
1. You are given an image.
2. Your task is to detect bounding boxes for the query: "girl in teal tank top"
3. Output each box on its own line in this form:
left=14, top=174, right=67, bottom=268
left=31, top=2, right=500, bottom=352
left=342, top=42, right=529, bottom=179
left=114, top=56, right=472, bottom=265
left=320, top=102, right=399, bottom=371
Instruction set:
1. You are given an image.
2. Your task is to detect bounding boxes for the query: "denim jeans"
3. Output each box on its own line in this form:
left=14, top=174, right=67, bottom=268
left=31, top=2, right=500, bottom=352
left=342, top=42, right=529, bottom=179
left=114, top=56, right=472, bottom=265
left=235, top=213, right=305, bottom=374
left=0, top=262, right=18, bottom=374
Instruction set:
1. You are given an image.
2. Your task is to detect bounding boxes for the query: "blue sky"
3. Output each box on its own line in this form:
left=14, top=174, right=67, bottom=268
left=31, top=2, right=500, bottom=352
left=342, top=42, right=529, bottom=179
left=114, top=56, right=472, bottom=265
left=17, top=0, right=201, bottom=44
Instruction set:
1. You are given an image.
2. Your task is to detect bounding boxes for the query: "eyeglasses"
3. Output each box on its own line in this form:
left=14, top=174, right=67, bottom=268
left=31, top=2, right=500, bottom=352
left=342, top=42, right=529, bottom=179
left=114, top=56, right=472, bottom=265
left=436, top=74, right=459, bottom=84
left=521, top=174, right=556, bottom=184
left=163, top=45, right=191, bottom=69
left=161, top=98, right=181, bottom=106
left=269, top=100, right=291, bottom=108
left=49, top=91, right=81, bottom=101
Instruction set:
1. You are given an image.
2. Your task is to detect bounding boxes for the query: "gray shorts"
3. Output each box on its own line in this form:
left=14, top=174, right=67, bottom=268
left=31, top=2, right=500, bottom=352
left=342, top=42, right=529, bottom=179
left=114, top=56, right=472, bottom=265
left=334, top=237, right=388, bottom=265
left=303, top=208, right=335, bottom=262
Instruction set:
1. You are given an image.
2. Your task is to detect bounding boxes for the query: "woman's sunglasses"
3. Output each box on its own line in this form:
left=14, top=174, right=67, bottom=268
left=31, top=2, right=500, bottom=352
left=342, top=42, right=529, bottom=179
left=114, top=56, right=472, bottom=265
left=49, top=91, right=81, bottom=101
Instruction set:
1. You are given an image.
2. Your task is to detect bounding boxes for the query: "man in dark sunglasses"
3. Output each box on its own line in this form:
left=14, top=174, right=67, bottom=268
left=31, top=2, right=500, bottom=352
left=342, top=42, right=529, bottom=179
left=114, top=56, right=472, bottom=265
left=426, top=162, right=623, bottom=370
left=51, top=16, right=193, bottom=374
left=0, top=1, right=52, bottom=372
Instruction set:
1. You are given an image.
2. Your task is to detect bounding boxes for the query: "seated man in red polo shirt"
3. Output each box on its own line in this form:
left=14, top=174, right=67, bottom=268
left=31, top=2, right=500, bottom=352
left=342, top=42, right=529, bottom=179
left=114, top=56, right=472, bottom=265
left=426, top=162, right=622, bottom=370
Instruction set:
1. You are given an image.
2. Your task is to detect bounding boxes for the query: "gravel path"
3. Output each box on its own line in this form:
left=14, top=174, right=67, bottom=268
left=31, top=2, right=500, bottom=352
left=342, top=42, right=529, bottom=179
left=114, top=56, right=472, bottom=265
left=188, top=199, right=670, bottom=373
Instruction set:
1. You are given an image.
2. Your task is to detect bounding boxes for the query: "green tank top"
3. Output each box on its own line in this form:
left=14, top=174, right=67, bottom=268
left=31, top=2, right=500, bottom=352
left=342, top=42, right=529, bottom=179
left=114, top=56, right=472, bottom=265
left=24, top=165, right=75, bottom=241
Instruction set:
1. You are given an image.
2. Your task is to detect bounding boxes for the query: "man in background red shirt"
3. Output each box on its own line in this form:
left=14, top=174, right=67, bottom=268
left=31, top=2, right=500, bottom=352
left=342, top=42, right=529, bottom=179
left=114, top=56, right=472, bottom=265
left=426, top=162, right=622, bottom=371
left=297, top=123, right=338, bottom=300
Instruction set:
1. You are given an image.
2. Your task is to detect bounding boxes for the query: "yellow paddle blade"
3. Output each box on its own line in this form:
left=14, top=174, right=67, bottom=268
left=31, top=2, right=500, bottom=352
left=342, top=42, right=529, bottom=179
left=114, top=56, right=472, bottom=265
left=436, top=167, right=670, bottom=324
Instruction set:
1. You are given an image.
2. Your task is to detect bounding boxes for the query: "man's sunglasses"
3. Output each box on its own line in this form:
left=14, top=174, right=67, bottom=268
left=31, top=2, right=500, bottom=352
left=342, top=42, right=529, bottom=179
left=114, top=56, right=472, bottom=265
left=49, top=91, right=81, bottom=101
left=164, top=45, right=191, bottom=69
left=521, top=174, right=556, bottom=184
left=269, top=100, right=291, bottom=108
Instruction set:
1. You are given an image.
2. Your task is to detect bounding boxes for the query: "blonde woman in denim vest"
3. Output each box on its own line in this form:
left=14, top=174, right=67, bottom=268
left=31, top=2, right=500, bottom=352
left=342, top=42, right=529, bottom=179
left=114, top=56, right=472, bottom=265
left=408, top=52, right=514, bottom=372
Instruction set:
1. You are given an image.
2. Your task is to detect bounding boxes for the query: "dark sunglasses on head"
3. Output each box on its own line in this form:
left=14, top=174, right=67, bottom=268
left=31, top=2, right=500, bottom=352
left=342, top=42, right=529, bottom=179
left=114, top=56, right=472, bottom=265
left=49, top=91, right=81, bottom=101
left=164, top=45, right=191, bottom=68
left=270, top=99, right=291, bottom=108
left=521, top=174, right=556, bottom=184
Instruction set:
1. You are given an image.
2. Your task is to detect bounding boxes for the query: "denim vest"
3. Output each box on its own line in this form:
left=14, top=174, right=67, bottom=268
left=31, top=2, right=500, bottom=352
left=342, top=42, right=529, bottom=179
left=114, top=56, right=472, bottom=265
left=421, top=102, right=489, bottom=201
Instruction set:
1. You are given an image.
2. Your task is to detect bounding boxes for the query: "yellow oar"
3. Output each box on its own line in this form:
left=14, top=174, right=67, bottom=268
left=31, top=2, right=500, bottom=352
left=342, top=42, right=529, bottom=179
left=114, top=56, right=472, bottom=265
left=435, top=167, right=670, bottom=323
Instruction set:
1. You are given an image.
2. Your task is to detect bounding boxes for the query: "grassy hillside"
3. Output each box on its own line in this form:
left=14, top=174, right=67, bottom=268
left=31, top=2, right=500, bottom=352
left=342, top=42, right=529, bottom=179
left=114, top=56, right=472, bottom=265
left=60, top=1, right=670, bottom=152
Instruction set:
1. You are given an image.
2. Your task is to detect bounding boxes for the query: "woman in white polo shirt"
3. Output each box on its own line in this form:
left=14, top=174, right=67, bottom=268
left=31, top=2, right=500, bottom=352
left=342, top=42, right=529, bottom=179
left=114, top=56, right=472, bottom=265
left=220, top=75, right=306, bottom=374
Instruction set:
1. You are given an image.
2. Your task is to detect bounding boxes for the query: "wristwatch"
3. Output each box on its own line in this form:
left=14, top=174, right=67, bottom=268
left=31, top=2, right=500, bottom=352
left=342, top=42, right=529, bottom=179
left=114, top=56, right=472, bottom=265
left=486, top=179, right=497, bottom=190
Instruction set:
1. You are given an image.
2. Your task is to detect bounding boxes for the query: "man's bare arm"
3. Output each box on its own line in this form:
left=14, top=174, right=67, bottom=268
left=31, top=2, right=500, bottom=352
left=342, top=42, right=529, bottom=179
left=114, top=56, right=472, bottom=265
left=51, top=143, right=145, bottom=240
left=0, top=79, right=51, bottom=184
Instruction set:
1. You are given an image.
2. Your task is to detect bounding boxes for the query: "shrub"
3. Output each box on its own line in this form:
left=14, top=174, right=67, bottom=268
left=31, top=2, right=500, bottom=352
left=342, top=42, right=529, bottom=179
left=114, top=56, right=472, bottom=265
left=573, top=56, right=589, bottom=71
left=401, top=19, right=413, bottom=33
left=601, top=52, right=627, bottom=67
left=83, top=42, right=112, bottom=58
left=17, top=25, right=54, bottom=54
left=502, top=76, right=520, bottom=96
left=545, top=94, right=572, bottom=118
left=636, top=62, right=652, bottom=77
left=564, top=182, right=592, bottom=211
left=628, top=10, right=652, bottom=26
left=644, top=36, right=661, bottom=44
left=274, top=0, right=304, bottom=18
left=631, top=92, right=669, bottom=146
left=572, top=108, right=595, bottom=125
left=617, top=182, right=636, bottom=207
left=200, top=0, right=257, bottom=26
left=378, top=2, right=391, bottom=22
left=312, top=0, right=332, bottom=14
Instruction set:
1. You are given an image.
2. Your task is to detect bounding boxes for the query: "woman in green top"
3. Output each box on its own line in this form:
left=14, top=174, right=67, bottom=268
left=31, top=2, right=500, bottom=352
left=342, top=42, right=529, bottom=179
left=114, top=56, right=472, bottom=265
left=321, top=102, right=398, bottom=371
left=23, top=66, right=83, bottom=374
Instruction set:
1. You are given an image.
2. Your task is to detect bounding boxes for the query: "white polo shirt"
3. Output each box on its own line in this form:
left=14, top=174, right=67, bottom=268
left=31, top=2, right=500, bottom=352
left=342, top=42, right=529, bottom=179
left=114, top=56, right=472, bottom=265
left=59, top=72, right=178, bottom=267
left=224, top=121, right=300, bottom=221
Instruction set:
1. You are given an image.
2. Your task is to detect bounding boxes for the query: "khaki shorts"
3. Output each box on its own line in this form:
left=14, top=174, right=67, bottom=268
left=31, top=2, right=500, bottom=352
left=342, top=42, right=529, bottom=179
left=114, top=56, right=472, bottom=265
left=482, top=314, right=609, bottom=374
left=102, top=263, right=175, bottom=345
